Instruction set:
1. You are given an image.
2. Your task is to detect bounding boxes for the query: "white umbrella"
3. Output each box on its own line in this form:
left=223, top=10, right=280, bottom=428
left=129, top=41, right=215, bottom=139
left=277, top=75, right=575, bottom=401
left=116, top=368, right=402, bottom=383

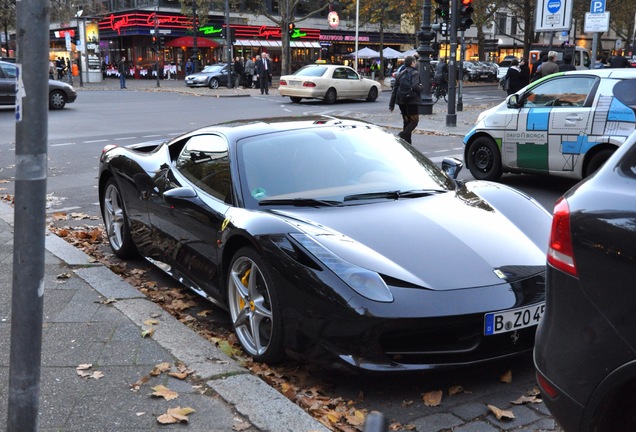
left=382, top=47, right=403, bottom=59
left=353, top=47, right=381, bottom=59
left=401, top=49, right=418, bottom=57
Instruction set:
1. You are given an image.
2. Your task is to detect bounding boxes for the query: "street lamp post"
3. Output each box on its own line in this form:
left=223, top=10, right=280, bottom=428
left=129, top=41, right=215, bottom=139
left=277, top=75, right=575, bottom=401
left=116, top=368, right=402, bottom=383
left=417, top=0, right=435, bottom=115
left=192, top=4, right=199, bottom=73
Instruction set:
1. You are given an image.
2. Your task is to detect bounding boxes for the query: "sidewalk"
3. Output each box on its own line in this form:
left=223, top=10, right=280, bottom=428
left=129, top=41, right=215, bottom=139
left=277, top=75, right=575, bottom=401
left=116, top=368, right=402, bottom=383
left=75, top=77, right=489, bottom=137
left=0, top=201, right=328, bottom=432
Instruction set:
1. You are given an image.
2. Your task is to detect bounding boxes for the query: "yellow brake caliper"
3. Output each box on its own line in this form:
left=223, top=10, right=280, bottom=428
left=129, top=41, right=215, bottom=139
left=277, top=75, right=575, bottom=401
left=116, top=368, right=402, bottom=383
left=239, top=268, right=255, bottom=311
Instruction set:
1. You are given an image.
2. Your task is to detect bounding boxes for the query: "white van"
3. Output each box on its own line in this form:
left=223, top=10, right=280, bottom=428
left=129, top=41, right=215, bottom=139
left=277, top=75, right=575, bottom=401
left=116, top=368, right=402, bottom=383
left=463, top=69, right=636, bottom=180
left=529, top=46, right=592, bottom=70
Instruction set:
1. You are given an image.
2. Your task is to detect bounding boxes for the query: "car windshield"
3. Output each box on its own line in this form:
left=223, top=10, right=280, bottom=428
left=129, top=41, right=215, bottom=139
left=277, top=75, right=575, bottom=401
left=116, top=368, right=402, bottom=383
left=202, top=65, right=225, bottom=73
left=236, top=124, right=455, bottom=209
left=293, top=66, right=327, bottom=77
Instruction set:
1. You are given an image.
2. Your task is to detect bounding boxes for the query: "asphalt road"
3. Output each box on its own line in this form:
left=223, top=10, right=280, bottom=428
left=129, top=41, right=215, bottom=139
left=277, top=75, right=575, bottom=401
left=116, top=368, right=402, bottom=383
left=0, top=85, right=573, bottom=431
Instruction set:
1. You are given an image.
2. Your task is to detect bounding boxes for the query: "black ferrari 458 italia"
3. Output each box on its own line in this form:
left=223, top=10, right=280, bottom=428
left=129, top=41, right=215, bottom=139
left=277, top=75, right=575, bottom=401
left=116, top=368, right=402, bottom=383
left=99, top=116, right=551, bottom=371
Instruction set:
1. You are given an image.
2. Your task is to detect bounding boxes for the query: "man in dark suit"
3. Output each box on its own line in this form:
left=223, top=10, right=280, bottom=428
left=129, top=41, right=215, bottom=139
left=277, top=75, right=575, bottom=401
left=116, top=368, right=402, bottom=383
left=256, top=53, right=272, bottom=95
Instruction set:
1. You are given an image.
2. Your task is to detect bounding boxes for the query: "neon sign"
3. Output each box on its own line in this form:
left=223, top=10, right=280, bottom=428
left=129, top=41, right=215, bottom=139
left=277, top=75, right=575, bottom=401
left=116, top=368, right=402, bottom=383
left=199, top=26, right=222, bottom=35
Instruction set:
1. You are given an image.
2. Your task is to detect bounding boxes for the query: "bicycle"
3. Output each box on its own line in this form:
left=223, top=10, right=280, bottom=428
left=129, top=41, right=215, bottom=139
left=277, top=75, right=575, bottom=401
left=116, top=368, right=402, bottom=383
left=431, top=79, right=448, bottom=103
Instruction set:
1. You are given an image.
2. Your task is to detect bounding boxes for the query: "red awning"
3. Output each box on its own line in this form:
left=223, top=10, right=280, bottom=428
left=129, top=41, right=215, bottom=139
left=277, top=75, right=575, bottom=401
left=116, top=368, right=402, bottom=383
left=164, top=36, right=219, bottom=48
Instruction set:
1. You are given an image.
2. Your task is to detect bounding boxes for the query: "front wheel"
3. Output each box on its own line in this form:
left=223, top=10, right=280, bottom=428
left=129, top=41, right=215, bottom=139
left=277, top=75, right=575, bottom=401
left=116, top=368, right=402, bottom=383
left=101, top=178, right=137, bottom=259
left=585, top=149, right=614, bottom=177
left=366, top=86, right=378, bottom=102
left=467, top=137, right=503, bottom=180
left=290, top=96, right=302, bottom=103
left=209, top=78, right=219, bottom=89
left=324, top=88, right=337, bottom=104
left=49, top=90, right=67, bottom=110
left=227, top=247, right=285, bottom=364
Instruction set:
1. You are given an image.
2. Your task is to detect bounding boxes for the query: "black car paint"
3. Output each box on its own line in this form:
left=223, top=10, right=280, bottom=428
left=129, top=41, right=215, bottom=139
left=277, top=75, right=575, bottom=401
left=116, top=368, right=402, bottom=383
left=100, top=116, right=551, bottom=371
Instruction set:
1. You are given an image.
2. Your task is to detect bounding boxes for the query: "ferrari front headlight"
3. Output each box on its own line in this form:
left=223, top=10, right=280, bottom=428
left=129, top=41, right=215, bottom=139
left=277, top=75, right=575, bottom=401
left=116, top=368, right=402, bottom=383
left=290, top=233, right=393, bottom=303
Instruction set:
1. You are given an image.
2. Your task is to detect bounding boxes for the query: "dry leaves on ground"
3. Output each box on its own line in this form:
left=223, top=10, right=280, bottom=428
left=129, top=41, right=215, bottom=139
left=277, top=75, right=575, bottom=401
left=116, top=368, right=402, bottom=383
left=500, top=369, right=513, bottom=383
left=151, top=385, right=179, bottom=401
left=422, top=390, right=443, bottom=407
left=156, top=406, right=195, bottom=424
left=487, top=404, right=515, bottom=421
left=76, top=363, right=104, bottom=379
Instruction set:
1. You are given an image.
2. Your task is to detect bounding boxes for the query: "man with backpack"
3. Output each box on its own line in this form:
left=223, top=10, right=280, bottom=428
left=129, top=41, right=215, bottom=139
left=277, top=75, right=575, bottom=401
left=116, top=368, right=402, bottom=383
left=389, top=55, right=423, bottom=144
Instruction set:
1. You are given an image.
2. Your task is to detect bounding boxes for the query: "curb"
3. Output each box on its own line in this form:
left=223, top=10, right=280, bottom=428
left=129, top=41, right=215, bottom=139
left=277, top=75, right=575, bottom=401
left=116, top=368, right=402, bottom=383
left=0, top=200, right=329, bottom=432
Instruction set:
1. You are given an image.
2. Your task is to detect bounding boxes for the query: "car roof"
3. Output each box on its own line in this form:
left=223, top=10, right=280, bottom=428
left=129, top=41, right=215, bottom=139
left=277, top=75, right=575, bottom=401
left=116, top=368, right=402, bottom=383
left=174, top=116, right=373, bottom=143
left=560, top=69, right=636, bottom=79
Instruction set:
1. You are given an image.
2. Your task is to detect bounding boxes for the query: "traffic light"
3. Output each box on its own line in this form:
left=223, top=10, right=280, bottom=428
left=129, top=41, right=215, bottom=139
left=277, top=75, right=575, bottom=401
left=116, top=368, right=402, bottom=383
left=431, top=21, right=449, bottom=37
left=222, top=27, right=236, bottom=42
left=159, top=35, right=165, bottom=49
left=151, top=35, right=158, bottom=52
left=288, top=23, right=296, bottom=36
left=458, top=0, right=474, bottom=31
left=434, top=0, right=450, bottom=22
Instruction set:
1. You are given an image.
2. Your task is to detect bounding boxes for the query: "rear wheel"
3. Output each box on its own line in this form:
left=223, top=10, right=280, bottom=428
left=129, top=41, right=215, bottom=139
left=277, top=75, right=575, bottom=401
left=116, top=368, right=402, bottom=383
left=467, top=136, right=503, bottom=180
left=209, top=78, right=219, bottom=89
left=324, top=88, right=337, bottom=104
left=585, top=149, right=614, bottom=177
left=101, top=178, right=137, bottom=259
left=290, top=96, right=302, bottom=103
left=366, top=86, right=378, bottom=102
left=227, top=247, right=285, bottom=364
left=49, top=90, right=67, bottom=110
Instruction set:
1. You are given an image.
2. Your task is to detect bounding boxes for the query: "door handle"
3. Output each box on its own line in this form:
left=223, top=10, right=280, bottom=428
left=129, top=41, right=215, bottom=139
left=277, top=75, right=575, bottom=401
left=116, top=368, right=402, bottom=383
left=565, top=115, right=583, bottom=122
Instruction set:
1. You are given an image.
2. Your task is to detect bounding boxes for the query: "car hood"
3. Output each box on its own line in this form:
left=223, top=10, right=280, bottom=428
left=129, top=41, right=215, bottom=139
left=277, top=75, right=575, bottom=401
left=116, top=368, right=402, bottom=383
left=271, top=192, right=545, bottom=291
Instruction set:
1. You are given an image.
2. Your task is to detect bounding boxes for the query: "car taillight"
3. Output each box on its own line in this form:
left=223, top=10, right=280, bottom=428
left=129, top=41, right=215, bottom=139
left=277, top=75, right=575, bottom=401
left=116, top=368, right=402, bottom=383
left=536, top=372, right=559, bottom=399
left=547, top=197, right=577, bottom=277
left=303, top=82, right=316, bottom=87
left=279, top=79, right=287, bottom=86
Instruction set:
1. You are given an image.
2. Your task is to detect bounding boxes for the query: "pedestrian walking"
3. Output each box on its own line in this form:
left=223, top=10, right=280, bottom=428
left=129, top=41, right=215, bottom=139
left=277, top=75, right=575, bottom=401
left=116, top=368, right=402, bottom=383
left=256, top=53, right=272, bottom=95
left=118, top=56, right=128, bottom=89
left=233, top=57, right=244, bottom=88
left=608, top=55, right=631, bottom=68
left=389, top=55, right=422, bottom=145
left=539, top=51, right=559, bottom=78
left=558, top=54, right=576, bottom=72
left=55, top=57, right=64, bottom=80
left=185, top=58, right=194, bottom=76
left=593, top=55, right=606, bottom=69
left=245, top=57, right=255, bottom=88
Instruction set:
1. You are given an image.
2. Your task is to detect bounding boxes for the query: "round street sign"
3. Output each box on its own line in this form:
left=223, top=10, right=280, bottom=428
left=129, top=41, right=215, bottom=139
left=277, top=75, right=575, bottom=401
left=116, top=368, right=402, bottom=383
left=547, top=0, right=561, bottom=13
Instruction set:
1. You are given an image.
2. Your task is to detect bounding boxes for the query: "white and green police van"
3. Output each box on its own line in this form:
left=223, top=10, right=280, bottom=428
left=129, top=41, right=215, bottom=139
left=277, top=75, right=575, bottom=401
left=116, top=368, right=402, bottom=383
left=463, top=69, right=636, bottom=180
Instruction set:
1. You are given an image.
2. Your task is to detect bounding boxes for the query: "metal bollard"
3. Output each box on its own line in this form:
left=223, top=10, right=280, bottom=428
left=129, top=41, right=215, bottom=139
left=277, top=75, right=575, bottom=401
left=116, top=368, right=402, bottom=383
left=363, top=411, right=388, bottom=432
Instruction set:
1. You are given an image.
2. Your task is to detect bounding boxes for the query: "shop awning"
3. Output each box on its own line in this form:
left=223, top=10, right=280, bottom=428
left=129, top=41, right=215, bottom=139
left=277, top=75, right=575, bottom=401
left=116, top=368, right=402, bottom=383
left=165, top=36, right=219, bottom=48
left=234, top=39, right=321, bottom=48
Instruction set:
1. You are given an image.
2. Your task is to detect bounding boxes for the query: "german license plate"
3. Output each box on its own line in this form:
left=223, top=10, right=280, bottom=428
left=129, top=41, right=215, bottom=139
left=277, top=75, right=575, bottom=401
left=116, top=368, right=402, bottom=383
left=289, top=80, right=301, bottom=87
left=484, top=303, right=545, bottom=335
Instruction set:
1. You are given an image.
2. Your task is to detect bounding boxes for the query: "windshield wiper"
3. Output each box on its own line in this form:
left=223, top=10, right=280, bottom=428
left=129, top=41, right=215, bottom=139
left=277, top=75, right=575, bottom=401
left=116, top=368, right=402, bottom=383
left=344, top=189, right=446, bottom=201
left=258, top=198, right=341, bottom=207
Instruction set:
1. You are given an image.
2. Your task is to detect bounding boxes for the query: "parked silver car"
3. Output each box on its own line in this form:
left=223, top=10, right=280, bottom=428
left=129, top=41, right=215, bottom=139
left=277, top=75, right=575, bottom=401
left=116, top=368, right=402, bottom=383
left=0, top=60, right=77, bottom=110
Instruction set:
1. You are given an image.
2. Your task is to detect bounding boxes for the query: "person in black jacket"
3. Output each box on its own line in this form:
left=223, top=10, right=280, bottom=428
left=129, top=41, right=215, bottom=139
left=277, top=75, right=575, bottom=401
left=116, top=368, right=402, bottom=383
left=389, top=56, right=422, bottom=144
left=504, top=58, right=530, bottom=95
left=559, top=54, right=576, bottom=72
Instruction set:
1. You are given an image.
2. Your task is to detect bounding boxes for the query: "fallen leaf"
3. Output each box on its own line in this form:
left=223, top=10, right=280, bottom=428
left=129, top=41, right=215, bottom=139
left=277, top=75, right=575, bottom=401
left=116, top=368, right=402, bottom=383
left=130, top=375, right=151, bottom=391
left=511, top=394, right=542, bottom=405
left=151, top=385, right=179, bottom=401
left=449, top=385, right=465, bottom=395
left=90, top=371, right=104, bottom=379
left=168, top=371, right=190, bottom=380
left=141, top=327, right=155, bottom=338
left=143, top=319, right=159, bottom=326
left=500, top=370, right=513, bottom=383
left=197, top=310, right=213, bottom=317
left=232, top=419, right=252, bottom=431
left=150, top=362, right=171, bottom=376
left=76, top=363, right=92, bottom=371
left=99, top=297, right=117, bottom=304
left=56, top=272, right=72, bottom=279
left=487, top=404, right=515, bottom=420
left=422, top=390, right=442, bottom=407
left=156, top=406, right=195, bottom=424
left=346, top=409, right=365, bottom=426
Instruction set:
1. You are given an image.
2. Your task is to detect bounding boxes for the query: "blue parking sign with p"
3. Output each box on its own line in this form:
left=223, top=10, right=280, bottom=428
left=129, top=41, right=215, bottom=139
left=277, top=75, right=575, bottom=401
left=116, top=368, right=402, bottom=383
left=590, top=0, right=605, bottom=13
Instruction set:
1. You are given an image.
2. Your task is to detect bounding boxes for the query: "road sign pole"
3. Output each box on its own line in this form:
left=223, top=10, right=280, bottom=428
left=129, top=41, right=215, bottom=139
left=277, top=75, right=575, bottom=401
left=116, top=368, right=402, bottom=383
left=591, top=33, right=598, bottom=69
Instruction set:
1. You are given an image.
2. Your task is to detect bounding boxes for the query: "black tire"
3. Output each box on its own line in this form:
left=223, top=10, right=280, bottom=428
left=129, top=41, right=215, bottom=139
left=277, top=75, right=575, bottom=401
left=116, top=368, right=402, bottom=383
left=49, top=90, right=67, bottom=110
left=366, top=86, right=378, bottom=102
left=324, top=88, right=337, bottom=104
left=290, top=96, right=302, bottom=103
left=467, top=136, right=503, bottom=181
left=209, top=78, right=219, bottom=89
left=585, top=149, right=614, bottom=177
left=227, top=247, right=285, bottom=364
left=101, top=178, right=137, bottom=259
